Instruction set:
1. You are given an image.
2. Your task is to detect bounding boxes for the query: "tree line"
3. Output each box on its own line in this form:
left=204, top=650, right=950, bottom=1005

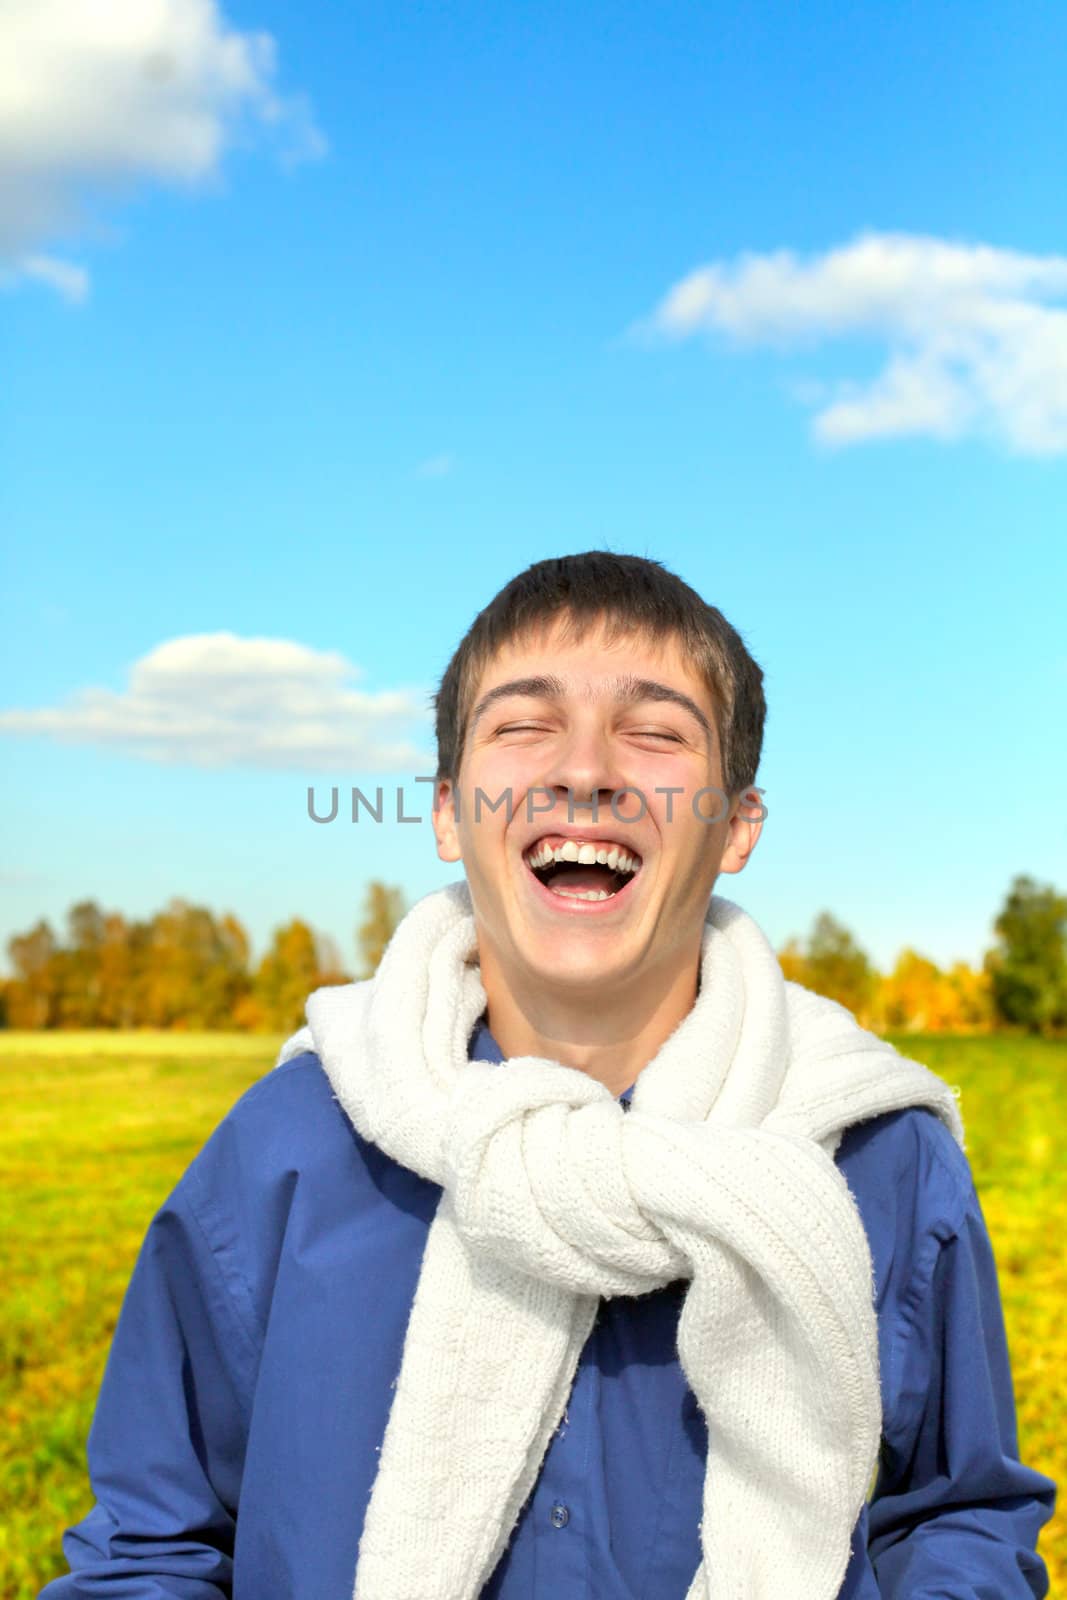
left=0, top=882, right=405, bottom=1033
left=778, top=875, right=1067, bottom=1036
left=2, top=875, right=1064, bottom=1038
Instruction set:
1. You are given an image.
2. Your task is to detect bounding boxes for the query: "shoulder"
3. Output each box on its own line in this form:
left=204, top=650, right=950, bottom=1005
left=169, top=1049, right=436, bottom=1343
left=173, top=1049, right=382, bottom=1262
left=188, top=1049, right=358, bottom=1185
left=836, top=1103, right=978, bottom=1246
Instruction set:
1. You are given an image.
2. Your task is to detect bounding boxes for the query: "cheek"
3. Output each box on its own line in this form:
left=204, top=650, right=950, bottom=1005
left=635, top=762, right=719, bottom=830
left=465, top=753, right=562, bottom=831
left=453, top=784, right=514, bottom=867
left=606, top=756, right=675, bottom=819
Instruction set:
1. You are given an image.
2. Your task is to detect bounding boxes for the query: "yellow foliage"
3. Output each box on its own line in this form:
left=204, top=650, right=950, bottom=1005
left=878, top=947, right=993, bottom=1031
left=783, top=939, right=995, bottom=1036
left=776, top=937, right=808, bottom=986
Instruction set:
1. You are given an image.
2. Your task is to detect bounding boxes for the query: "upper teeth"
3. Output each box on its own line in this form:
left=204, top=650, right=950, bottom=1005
left=524, top=840, right=640, bottom=873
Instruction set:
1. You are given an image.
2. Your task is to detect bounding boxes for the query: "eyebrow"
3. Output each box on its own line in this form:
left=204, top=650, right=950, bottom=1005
left=469, top=673, right=714, bottom=740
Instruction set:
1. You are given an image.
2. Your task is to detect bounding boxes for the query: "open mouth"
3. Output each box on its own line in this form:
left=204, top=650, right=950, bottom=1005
left=522, top=835, right=643, bottom=902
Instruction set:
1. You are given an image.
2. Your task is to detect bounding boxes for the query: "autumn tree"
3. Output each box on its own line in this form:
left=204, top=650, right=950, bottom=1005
left=136, top=898, right=252, bottom=1029
left=357, top=882, right=405, bottom=978
left=778, top=911, right=876, bottom=1024
left=5, top=920, right=63, bottom=1028
left=879, top=948, right=992, bottom=1032
left=57, top=900, right=107, bottom=1026
left=777, top=937, right=808, bottom=987
left=95, top=911, right=139, bottom=1028
left=984, top=875, right=1067, bottom=1036
left=945, top=960, right=994, bottom=1030
left=251, top=918, right=349, bottom=1033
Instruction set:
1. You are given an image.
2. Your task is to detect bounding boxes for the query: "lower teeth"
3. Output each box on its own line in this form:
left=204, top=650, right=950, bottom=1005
left=551, top=887, right=613, bottom=901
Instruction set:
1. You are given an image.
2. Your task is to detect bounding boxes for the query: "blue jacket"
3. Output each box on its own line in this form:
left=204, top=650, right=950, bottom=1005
left=42, top=1020, right=1056, bottom=1598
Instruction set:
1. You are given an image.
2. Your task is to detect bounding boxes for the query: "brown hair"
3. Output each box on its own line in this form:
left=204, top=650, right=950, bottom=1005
left=433, top=551, right=766, bottom=796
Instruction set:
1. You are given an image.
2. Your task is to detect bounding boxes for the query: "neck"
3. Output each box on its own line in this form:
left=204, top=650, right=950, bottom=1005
left=478, top=942, right=702, bottom=1097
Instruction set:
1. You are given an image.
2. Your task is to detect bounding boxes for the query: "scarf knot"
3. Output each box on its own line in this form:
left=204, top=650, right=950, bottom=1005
left=444, top=1062, right=686, bottom=1292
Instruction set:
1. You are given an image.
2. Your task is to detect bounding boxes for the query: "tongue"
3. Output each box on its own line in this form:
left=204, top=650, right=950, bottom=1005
left=544, top=865, right=615, bottom=893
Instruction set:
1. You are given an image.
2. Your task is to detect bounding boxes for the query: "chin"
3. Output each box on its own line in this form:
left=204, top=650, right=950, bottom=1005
left=521, top=928, right=643, bottom=991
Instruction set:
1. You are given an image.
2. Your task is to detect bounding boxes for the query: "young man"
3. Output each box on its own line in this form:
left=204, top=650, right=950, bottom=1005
left=43, top=552, right=1055, bottom=1598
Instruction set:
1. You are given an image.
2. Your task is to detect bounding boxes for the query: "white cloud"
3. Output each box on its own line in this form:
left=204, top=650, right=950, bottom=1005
left=15, top=253, right=91, bottom=303
left=415, top=452, right=456, bottom=479
left=0, top=632, right=433, bottom=771
left=641, top=232, right=1067, bottom=454
left=0, top=0, right=326, bottom=298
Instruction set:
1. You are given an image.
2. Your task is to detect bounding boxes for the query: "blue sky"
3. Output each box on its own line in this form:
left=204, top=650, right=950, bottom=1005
left=2, top=0, right=1065, bottom=978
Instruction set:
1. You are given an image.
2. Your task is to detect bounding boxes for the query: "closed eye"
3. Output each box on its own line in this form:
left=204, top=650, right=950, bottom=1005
left=494, top=723, right=686, bottom=742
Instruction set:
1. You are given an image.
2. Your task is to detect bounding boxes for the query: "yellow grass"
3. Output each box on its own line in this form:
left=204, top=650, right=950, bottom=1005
left=2, top=1029, right=1061, bottom=1597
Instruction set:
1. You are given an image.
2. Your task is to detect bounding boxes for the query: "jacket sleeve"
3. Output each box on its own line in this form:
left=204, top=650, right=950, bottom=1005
left=38, top=1170, right=258, bottom=1598
left=867, top=1187, right=1057, bottom=1597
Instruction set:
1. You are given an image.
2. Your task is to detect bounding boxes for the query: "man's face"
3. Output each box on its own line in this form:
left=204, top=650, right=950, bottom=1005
left=432, top=617, right=762, bottom=997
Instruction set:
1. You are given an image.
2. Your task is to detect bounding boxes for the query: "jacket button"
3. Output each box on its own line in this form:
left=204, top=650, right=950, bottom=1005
left=549, top=1502, right=570, bottom=1529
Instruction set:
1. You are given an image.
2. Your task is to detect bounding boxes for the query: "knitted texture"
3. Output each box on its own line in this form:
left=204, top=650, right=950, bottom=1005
left=277, top=882, right=964, bottom=1600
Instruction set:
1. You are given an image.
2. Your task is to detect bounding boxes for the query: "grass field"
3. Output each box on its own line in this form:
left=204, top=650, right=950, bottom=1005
left=2, top=1029, right=1062, bottom=1597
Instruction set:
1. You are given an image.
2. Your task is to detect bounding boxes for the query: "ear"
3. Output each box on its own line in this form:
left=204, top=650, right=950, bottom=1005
left=718, top=787, right=766, bottom=876
left=432, top=777, right=463, bottom=863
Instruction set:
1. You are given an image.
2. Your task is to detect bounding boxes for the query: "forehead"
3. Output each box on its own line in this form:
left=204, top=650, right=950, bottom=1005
left=470, top=617, right=713, bottom=713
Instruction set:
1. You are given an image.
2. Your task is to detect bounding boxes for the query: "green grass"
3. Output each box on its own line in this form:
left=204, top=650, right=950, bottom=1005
left=883, top=1030, right=1064, bottom=1587
left=1, top=1033, right=280, bottom=1598
left=3, top=1029, right=1062, bottom=1597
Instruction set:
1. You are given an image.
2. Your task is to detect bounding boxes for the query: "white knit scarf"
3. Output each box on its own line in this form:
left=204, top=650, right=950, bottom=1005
left=277, top=882, right=964, bottom=1600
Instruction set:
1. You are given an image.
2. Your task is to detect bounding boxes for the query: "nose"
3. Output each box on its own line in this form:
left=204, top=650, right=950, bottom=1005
left=539, top=718, right=622, bottom=822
